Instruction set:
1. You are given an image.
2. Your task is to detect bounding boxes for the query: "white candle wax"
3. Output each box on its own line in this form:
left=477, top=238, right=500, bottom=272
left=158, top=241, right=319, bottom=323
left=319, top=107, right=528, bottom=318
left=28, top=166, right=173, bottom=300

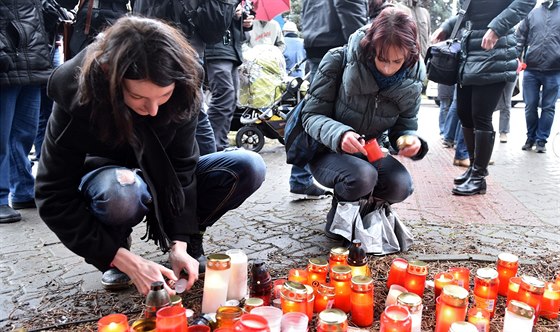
left=226, top=249, right=248, bottom=300
left=385, top=284, right=407, bottom=306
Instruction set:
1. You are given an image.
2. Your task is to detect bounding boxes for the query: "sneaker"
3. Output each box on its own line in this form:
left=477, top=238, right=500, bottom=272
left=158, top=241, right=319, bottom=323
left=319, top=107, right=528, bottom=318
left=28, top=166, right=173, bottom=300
left=0, top=205, right=22, bottom=224
left=535, top=141, right=546, bottom=153
left=187, top=233, right=207, bottom=273
left=499, top=133, right=508, bottom=143
left=521, top=139, right=535, bottom=151
left=10, top=199, right=36, bottom=210
left=290, top=184, right=332, bottom=200
left=101, top=268, right=132, bottom=290
left=453, top=159, right=470, bottom=167
left=442, top=140, right=454, bottom=148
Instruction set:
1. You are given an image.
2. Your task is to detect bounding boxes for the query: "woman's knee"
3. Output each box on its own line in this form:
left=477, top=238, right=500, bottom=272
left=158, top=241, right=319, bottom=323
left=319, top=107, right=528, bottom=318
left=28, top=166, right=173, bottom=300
left=383, top=173, right=414, bottom=204
left=227, top=149, right=266, bottom=192
left=80, top=167, right=152, bottom=227
left=337, top=165, right=378, bottom=201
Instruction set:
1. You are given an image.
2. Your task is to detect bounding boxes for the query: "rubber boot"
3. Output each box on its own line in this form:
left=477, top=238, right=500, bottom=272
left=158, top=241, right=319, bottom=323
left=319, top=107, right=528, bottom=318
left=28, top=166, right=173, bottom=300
left=452, top=130, right=495, bottom=196
left=453, top=127, right=475, bottom=185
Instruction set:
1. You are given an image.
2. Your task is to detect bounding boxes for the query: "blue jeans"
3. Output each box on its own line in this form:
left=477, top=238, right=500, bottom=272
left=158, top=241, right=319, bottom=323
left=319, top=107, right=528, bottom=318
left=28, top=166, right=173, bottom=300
left=523, top=70, right=560, bottom=143
left=442, top=88, right=459, bottom=142
left=289, top=165, right=314, bottom=192
left=0, top=85, right=41, bottom=205
left=454, top=127, right=469, bottom=160
left=197, top=109, right=217, bottom=156
left=78, top=149, right=266, bottom=231
left=309, top=153, right=413, bottom=204
left=35, top=46, right=63, bottom=159
left=438, top=97, right=452, bottom=135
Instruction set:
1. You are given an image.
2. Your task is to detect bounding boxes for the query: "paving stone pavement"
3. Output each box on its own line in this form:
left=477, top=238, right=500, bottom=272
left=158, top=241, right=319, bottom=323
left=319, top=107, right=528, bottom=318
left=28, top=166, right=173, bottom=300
left=1, top=99, right=559, bottom=330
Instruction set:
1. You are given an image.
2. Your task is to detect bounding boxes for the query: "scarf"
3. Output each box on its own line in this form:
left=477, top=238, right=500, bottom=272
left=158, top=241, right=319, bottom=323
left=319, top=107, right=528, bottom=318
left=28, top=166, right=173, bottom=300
left=367, top=62, right=410, bottom=91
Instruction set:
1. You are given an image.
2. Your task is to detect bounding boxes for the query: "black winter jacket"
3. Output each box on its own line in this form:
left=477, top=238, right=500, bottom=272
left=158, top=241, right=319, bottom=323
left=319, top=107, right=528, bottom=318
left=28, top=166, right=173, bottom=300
left=0, top=0, right=52, bottom=86
left=516, top=0, right=560, bottom=72
left=205, top=16, right=247, bottom=66
left=441, top=0, right=536, bottom=86
left=35, top=51, right=201, bottom=272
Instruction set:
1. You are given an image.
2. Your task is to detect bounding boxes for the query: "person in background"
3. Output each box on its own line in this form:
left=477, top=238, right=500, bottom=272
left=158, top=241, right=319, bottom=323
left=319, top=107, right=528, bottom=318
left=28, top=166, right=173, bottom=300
left=0, top=0, right=52, bottom=223
left=293, top=0, right=367, bottom=200
left=205, top=4, right=254, bottom=151
left=438, top=83, right=455, bottom=138
left=301, top=8, right=428, bottom=239
left=246, top=19, right=285, bottom=52
left=35, top=17, right=266, bottom=294
left=396, top=0, right=431, bottom=59
left=432, top=0, right=535, bottom=196
left=282, top=21, right=306, bottom=78
left=494, top=80, right=517, bottom=143
left=516, top=0, right=560, bottom=153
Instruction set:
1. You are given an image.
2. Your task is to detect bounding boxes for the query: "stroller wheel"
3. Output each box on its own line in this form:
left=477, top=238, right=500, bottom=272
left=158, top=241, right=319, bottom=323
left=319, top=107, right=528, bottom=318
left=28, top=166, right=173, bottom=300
left=236, top=126, right=265, bottom=152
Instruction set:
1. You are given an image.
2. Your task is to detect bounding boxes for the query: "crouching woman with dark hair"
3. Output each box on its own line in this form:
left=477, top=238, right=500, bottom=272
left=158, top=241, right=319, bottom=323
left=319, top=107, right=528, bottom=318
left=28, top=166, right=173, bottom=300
left=35, top=16, right=266, bottom=295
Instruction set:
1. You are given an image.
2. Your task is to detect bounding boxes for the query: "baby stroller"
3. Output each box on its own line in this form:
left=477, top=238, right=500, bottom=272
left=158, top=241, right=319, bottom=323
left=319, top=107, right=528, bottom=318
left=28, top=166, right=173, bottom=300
left=235, top=58, right=309, bottom=152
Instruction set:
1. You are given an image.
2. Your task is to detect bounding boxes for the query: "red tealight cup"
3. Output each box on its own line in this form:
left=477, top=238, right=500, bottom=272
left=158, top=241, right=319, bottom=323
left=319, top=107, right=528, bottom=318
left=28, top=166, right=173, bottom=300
left=97, top=313, right=129, bottom=332
left=364, top=139, right=385, bottom=162
left=156, top=306, right=188, bottom=332
left=387, top=258, right=408, bottom=288
left=449, top=267, right=470, bottom=291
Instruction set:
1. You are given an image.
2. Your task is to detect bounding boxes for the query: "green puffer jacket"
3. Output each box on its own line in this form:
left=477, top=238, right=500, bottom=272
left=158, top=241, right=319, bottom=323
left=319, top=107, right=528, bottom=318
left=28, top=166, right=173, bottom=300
left=441, top=0, right=536, bottom=86
left=301, top=26, right=427, bottom=157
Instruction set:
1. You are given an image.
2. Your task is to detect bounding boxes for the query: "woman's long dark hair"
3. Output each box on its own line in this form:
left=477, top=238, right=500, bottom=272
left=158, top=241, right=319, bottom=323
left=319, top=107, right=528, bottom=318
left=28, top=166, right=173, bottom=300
left=359, top=7, right=420, bottom=70
left=78, top=16, right=202, bottom=146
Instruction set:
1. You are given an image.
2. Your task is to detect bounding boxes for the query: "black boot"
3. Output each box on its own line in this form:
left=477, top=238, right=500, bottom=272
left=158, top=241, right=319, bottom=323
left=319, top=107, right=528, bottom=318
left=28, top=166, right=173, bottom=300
left=454, top=127, right=475, bottom=185
left=453, top=130, right=495, bottom=196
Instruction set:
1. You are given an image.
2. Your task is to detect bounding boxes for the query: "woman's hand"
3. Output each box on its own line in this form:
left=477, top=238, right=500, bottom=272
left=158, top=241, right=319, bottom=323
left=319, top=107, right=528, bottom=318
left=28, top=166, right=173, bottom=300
left=431, top=27, right=447, bottom=44
left=481, top=29, right=499, bottom=50
left=243, top=14, right=255, bottom=28
left=111, top=248, right=177, bottom=295
left=340, top=131, right=367, bottom=155
left=169, top=241, right=200, bottom=292
left=398, top=136, right=421, bottom=158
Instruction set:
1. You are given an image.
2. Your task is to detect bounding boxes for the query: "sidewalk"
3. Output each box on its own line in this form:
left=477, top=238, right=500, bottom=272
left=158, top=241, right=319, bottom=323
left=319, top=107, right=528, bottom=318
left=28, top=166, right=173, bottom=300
left=1, top=99, right=559, bottom=331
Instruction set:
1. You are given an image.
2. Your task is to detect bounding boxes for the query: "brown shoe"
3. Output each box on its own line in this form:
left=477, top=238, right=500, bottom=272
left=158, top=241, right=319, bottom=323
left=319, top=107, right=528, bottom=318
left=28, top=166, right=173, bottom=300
left=453, top=159, right=470, bottom=167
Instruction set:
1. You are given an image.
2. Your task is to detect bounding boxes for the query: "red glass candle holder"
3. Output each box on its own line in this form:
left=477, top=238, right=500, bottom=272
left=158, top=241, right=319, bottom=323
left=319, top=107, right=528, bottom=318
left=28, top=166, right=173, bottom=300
left=156, top=306, right=188, bottom=332
left=434, top=272, right=455, bottom=299
left=434, top=285, right=469, bottom=332
left=98, top=313, right=129, bottom=332
left=506, top=276, right=522, bottom=305
left=314, top=283, right=335, bottom=313
left=497, top=253, right=519, bottom=297
left=330, top=265, right=352, bottom=313
left=404, top=261, right=428, bottom=297
left=288, top=269, right=308, bottom=284
left=272, top=279, right=286, bottom=300
left=467, top=307, right=490, bottom=332
left=518, top=276, right=545, bottom=323
left=328, top=247, right=349, bottom=269
left=280, top=281, right=307, bottom=315
left=379, top=305, right=412, bottom=332
left=307, top=258, right=328, bottom=290
left=364, top=138, right=385, bottom=162
left=540, top=282, right=560, bottom=320
left=473, top=267, right=499, bottom=318
left=387, top=258, right=408, bottom=288
left=350, top=275, right=374, bottom=327
left=304, top=284, right=315, bottom=322
left=449, top=267, right=470, bottom=291
left=188, top=326, right=211, bottom=332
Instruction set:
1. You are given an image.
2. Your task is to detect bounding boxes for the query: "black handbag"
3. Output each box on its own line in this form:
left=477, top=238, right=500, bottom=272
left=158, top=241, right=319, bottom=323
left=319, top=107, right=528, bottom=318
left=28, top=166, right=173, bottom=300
left=425, top=0, right=471, bottom=85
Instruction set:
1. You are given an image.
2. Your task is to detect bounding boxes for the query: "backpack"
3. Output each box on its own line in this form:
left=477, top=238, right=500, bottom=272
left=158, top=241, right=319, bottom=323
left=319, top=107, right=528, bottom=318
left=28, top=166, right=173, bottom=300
left=284, top=46, right=348, bottom=168
left=133, top=0, right=237, bottom=45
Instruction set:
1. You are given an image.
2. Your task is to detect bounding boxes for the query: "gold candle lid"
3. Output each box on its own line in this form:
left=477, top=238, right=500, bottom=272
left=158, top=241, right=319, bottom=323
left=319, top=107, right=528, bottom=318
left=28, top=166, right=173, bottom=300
left=331, top=265, right=352, bottom=280
left=206, top=253, right=231, bottom=270
left=520, top=276, right=545, bottom=294
left=318, top=283, right=336, bottom=296
left=170, top=295, right=182, bottom=306
left=476, top=267, right=498, bottom=280
left=407, top=260, right=428, bottom=276
left=497, top=252, right=519, bottom=266
left=281, top=281, right=307, bottom=302
left=309, top=257, right=329, bottom=267
left=131, top=318, right=156, bottom=332
left=397, top=292, right=422, bottom=312
left=507, top=300, right=535, bottom=319
left=245, top=297, right=264, bottom=307
left=441, top=285, right=469, bottom=307
left=318, top=308, right=347, bottom=325
left=330, top=247, right=349, bottom=256
left=449, top=321, right=478, bottom=332
left=351, top=275, right=374, bottom=292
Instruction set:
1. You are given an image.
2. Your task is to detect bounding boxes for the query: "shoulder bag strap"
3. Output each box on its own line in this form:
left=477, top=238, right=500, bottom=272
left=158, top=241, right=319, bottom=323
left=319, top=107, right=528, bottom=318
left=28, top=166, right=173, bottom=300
left=83, top=0, right=94, bottom=35
left=450, top=0, right=472, bottom=39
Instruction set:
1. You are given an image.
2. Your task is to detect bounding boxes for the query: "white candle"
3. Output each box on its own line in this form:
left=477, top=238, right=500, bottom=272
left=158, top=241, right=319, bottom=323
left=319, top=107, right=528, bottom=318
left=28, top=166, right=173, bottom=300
left=385, top=284, right=407, bottom=306
left=226, top=249, right=248, bottom=300
left=201, top=254, right=231, bottom=314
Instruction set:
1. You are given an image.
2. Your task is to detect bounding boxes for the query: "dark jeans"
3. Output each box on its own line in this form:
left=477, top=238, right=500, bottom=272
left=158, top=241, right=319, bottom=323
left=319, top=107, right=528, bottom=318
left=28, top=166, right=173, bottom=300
left=309, top=153, right=413, bottom=204
left=456, top=82, right=507, bottom=131
left=206, top=60, right=239, bottom=151
left=523, top=69, right=560, bottom=143
left=78, top=149, right=266, bottom=232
